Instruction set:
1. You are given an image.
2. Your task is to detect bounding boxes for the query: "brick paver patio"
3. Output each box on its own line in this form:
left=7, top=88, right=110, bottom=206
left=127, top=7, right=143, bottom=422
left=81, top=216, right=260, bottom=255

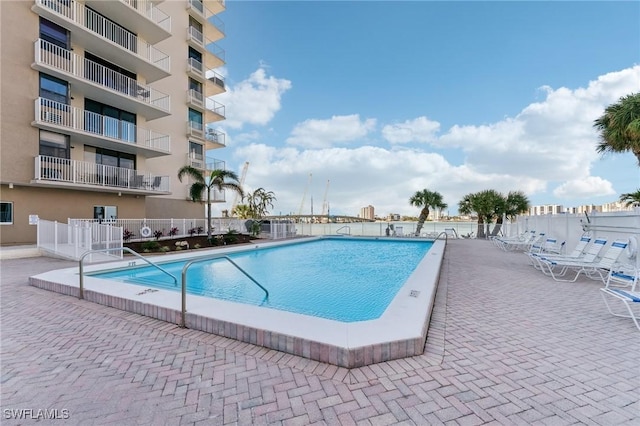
left=1, top=239, right=638, bottom=425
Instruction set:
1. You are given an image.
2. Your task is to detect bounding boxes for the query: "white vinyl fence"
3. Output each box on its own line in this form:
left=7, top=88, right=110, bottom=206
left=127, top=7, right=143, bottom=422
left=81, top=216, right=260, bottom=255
left=38, top=219, right=123, bottom=262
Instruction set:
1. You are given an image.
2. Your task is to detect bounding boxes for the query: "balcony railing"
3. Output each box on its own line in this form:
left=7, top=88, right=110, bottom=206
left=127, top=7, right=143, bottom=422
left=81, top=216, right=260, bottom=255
left=120, top=0, right=171, bottom=33
left=186, top=89, right=225, bottom=117
left=187, top=0, right=225, bottom=39
left=206, top=129, right=225, bottom=146
left=187, top=154, right=224, bottom=171
left=35, top=155, right=170, bottom=193
left=34, top=39, right=170, bottom=115
left=187, top=26, right=225, bottom=65
left=34, top=0, right=170, bottom=76
left=187, top=122, right=226, bottom=147
left=35, top=98, right=171, bottom=154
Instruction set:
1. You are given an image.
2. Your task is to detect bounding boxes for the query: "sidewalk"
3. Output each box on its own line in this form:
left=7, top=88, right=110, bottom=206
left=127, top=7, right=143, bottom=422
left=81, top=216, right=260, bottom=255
left=1, top=239, right=638, bottom=425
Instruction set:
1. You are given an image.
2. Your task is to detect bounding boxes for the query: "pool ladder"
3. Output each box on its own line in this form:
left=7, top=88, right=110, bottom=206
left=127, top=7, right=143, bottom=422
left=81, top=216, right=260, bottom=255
left=79, top=249, right=268, bottom=330
left=180, top=255, right=269, bottom=328
left=79, top=247, right=177, bottom=299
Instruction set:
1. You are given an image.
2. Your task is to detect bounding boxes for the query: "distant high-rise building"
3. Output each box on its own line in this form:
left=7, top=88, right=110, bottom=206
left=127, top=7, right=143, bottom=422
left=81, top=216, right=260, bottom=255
left=360, top=205, right=375, bottom=220
left=0, top=0, right=228, bottom=244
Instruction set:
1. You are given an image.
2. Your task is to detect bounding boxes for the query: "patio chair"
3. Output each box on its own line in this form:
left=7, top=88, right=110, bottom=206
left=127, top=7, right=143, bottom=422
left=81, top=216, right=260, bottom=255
left=528, top=235, right=590, bottom=269
left=492, top=230, right=534, bottom=248
left=540, top=239, right=628, bottom=283
left=500, top=232, right=545, bottom=252
left=600, top=264, right=640, bottom=331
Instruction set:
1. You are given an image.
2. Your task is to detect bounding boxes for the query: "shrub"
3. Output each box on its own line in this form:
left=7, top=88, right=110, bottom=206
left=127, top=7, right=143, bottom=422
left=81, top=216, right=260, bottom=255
left=153, top=230, right=163, bottom=240
left=194, top=244, right=201, bottom=249
left=223, top=229, right=239, bottom=245
left=123, top=229, right=135, bottom=241
left=175, top=246, right=183, bottom=251
left=168, top=227, right=179, bottom=236
left=142, top=241, right=160, bottom=252
left=159, top=246, right=170, bottom=252
left=188, top=226, right=204, bottom=236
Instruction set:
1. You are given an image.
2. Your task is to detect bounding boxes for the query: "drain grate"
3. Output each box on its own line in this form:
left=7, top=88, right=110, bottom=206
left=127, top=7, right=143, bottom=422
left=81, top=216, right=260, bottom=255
left=409, top=290, right=420, bottom=298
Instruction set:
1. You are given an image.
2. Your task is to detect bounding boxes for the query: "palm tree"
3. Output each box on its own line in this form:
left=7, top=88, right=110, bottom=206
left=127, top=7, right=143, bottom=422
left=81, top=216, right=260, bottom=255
left=491, top=190, right=530, bottom=236
left=244, top=188, right=277, bottom=219
left=620, top=190, right=640, bottom=207
left=458, top=189, right=502, bottom=239
left=177, top=166, right=243, bottom=239
left=232, top=204, right=252, bottom=219
left=409, top=189, right=447, bottom=236
left=594, top=93, right=640, bottom=164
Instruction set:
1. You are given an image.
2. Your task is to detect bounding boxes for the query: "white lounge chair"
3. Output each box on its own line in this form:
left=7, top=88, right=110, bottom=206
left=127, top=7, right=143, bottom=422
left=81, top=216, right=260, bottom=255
left=600, top=264, right=640, bottom=331
left=492, top=230, right=535, bottom=249
left=501, top=232, right=545, bottom=252
left=528, top=235, right=590, bottom=269
left=540, top=239, right=627, bottom=283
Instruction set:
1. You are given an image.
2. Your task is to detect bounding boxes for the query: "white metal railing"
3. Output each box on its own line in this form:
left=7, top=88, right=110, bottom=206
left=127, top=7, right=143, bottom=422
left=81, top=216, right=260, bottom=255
left=187, top=89, right=205, bottom=108
left=70, top=218, right=209, bottom=242
left=187, top=25, right=205, bottom=47
left=187, top=153, right=206, bottom=169
left=35, top=155, right=170, bottom=192
left=206, top=98, right=225, bottom=118
left=35, top=98, right=171, bottom=152
left=34, top=39, right=170, bottom=111
left=187, top=90, right=225, bottom=118
left=208, top=71, right=225, bottom=89
left=187, top=0, right=225, bottom=35
left=37, top=218, right=122, bottom=261
left=35, top=0, right=170, bottom=73
left=120, top=0, right=171, bottom=33
left=206, top=129, right=225, bottom=145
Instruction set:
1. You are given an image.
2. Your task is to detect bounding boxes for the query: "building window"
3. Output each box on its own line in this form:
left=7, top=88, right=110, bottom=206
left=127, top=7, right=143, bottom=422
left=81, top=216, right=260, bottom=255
left=40, top=17, right=69, bottom=49
left=40, top=73, right=69, bottom=104
left=84, top=98, right=136, bottom=142
left=188, top=47, right=202, bottom=63
left=189, top=108, right=203, bottom=131
left=94, top=205, right=117, bottom=222
left=84, top=146, right=136, bottom=170
left=189, top=78, right=202, bottom=94
left=0, top=202, right=13, bottom=225
left=39, top=130, right=70, bottom=159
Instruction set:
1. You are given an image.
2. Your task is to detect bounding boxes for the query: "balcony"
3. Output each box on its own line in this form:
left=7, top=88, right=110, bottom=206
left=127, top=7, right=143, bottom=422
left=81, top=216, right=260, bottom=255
left=32, top=0, right=171, bottom=82
left=186, top=90, right=225, bottom=122
left=188, top=187, right=226, bottom=202
left=187, top=26, right=225, bottom=68
left=34, top=98, right=171, bottom=158
left=33, top=40, right=170, bottom=120
left=186, top=0, right=225, bottom=42
left=34, top=155, right=170, bottom=195
left=187, top=154, right=224, bottom=172
left=187, top=123, right=226, bottom=149
left=84, top=0, right=171, bottom=44
left=186, top=59, right=225, bottom=95
left=204, top=0, right=226, bottom=15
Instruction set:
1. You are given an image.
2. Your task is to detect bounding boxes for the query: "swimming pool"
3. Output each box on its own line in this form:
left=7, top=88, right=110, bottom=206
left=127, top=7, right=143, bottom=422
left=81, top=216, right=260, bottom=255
left=91, top=238, right=433, bottom=322
left=30, top=236, right=446, bottom=367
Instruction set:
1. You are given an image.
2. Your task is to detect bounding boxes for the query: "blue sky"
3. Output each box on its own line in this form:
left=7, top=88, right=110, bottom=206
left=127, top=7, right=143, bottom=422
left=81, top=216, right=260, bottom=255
left=209, top=0, right=640, bottom=217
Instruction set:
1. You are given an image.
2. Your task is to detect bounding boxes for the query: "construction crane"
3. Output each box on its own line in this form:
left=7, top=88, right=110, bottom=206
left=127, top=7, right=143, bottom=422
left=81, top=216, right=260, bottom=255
left=230, top=161, right=249, bottom=216
left=321, top=180, right=330, bottom=216
left=298, top=173, right=312, bottom=216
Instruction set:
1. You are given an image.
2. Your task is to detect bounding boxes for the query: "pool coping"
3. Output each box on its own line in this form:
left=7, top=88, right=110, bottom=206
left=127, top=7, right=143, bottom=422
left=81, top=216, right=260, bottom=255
left=29, top=236, right=446, bottom=368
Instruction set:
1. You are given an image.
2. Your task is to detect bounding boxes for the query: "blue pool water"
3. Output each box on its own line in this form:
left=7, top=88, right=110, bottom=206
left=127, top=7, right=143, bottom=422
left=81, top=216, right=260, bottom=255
left=92, top=238, right=433, bottom=322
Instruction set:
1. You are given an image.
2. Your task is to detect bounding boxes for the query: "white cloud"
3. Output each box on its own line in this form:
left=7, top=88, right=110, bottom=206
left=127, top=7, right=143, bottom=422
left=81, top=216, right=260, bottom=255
left=553, top=177, right=616, bottom=199
left=381, top=116, right=441, bottom=144
left=217, top=67, right=292, bottom=129
left=286, top=115, right=376, bottom=149
left=214, top=66, right=640, bottom=217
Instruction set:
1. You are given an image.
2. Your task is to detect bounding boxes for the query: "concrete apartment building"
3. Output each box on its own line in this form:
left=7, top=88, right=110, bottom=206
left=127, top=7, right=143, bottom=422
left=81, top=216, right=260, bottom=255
left=0, top=0, right=227, bottom=245
left=359, top=205, right=375, bottom=221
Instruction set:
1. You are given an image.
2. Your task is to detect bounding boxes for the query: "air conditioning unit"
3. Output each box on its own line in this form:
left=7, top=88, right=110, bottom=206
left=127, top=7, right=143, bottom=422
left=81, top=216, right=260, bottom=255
left=43, top=111, right=62, bottom=124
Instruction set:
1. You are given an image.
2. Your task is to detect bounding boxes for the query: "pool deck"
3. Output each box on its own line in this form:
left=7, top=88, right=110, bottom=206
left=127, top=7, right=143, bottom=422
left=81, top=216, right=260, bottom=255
left=1, top=239, right=638, bottom=424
